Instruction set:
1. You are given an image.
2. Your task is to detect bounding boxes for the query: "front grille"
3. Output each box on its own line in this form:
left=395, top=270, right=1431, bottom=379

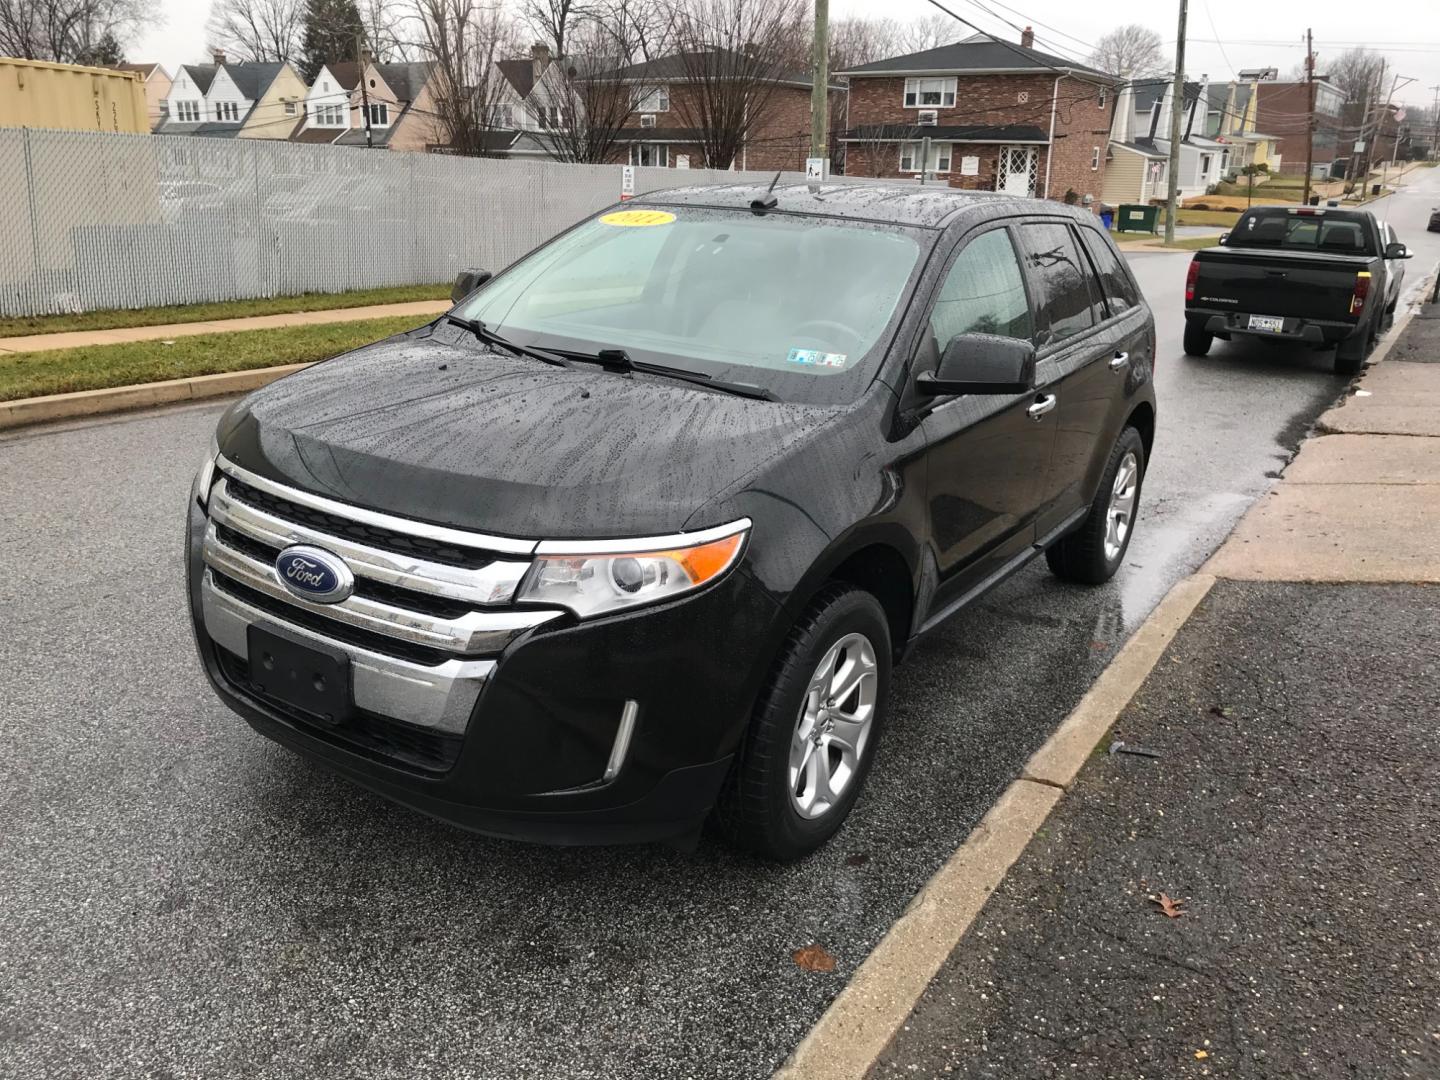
left=211, top=571, right=453, bottom=666
left=226, top=476, right=497, bottom=570
left=214, top=523, right=475, bottom=620
left=217, top=650, right=463, bottom=773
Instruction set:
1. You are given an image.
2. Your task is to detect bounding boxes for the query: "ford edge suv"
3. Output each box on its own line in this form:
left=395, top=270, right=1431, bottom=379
left=186, top=183, right=1157, bottom=861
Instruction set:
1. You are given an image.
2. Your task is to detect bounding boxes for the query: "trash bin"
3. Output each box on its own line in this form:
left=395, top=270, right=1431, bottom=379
left=1099, top=208, right=1115, bottom=230
left=1116, top=204, right=1159, bottom=234
left=1371, top=183, right=1382, bottom=196
left=1308, top=194, right=1320, bottom=206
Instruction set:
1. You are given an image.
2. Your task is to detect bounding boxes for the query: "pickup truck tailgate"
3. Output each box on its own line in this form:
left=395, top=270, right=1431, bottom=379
left=1193, top=249, right=1369, bottom=322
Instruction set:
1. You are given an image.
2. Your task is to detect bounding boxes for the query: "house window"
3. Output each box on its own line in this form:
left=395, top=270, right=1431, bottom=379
left=367, top=103, right=389, bottom=127
left=284, top=101, right=296, bottom=116
left=215, top=101, right=239, bottom=122
left=899, top=141, right=952, bottom=174
left=492, top=104, right=514, bottom=127
left=1091, top=146, right=1101, bottom=170
left=176, top=101, right=200, bottom=122
left=632, top=85, right=669, bottom=112
left=1200, top=153, right=1213, bottom=175
left=629, top=143, right=669, bottom=167
left=159, top=100, right=169, bottom=117
left=1098, top=89, right=1106, bottom=109
left=315, top=104, right=345, bottom=126
left=536, top=105, right=567, bottom=128
left=903, top=77, right=957, bottom=108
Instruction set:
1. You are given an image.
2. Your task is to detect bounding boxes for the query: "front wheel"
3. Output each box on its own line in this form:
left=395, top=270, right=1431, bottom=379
left=712, top=585, right=891, bottom=862
left=1046, top=427, right=1146, bottom=585
left=1183, top=321, right=1213, bottom=356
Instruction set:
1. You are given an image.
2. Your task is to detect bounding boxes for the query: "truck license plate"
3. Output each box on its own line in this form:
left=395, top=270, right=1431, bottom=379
left=1248, top=315, right=1285, bottom=333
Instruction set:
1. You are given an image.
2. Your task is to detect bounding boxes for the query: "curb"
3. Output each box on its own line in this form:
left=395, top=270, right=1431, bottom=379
left=774, top=572, right=1218, bottom=1080
left=0, top=363, right=311, bottom=431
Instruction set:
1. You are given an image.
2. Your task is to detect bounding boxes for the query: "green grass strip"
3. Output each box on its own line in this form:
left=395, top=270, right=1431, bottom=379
left=0, top=315, right=427, bottom=402
left=0, top=284, right=449, bottom=339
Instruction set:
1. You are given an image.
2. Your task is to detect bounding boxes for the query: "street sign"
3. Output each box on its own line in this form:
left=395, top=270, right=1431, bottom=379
left=620, top=165, right=635, bottom=201
left=805, top=157, right=826, bottom=180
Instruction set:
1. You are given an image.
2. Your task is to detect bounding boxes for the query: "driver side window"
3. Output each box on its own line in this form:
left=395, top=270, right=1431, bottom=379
left=927, top=228, right=1033, bottom=356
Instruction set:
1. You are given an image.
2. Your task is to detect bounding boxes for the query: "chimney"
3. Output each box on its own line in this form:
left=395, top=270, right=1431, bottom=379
left=531, top=43, right=551, bottom=81
left=1020, top=26, right=1034, bottom=49
left=212, top=49, right=226, bottom=66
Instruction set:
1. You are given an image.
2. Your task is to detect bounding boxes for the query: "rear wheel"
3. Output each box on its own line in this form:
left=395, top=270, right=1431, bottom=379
left=1334, top=328, right=1371, bottom=375
left=1183, top=321, right=1213, bottom=357
left=713, top=585, right=891, bottom=862
left=1046, top=427, right=1146, bottom=585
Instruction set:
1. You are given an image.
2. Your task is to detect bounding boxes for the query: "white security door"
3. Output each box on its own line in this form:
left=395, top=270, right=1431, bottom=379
left=998, top=146, right=1038, bottom=196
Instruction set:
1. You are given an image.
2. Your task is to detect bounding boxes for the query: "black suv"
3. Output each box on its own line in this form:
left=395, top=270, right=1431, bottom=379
left=187, top=184, right=1156, bottom=861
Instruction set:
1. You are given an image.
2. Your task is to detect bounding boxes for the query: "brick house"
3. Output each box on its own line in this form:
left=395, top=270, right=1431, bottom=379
left=1253, top=77, right=1344, bottom=177
left=837, top=30, right=1120, bottom=205
left=602, top=50, right=834, bottom=172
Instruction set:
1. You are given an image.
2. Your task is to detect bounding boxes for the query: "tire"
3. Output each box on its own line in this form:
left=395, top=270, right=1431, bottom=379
left=712, top=584, right=891, bottom=862
left=1334, top=328, right=1370, bottom=375
left=1183, top=321, right=1213, bottom=357
left=1046, top=426, right=1146, bottom=585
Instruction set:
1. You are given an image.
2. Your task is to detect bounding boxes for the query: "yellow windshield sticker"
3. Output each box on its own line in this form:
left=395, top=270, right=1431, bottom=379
left=600, top=209, right=677, bottom=227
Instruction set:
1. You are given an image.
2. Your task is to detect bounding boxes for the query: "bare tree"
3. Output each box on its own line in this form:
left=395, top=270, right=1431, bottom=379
left=521, top=0, right=595, bottom=59
left=357, top=0, right=413, bottom=58
left=1087, top=24, right=1165, bottom=79
left=893, top=11, right=955, bottom=55
left=410, top=0, right=518, bottom=154
left=0, top=0, right=151, bottom=63
left=207, top=0, right=305, bottom=62
left=663, top=0, right=807, bottom=169
left=828, top=15, right=905, bottom=71
left=845, top=122, right=918, bottom=177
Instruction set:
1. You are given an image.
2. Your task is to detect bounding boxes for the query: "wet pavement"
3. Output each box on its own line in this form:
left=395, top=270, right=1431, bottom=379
left=2, top=167, right=1438, bottom=1079
left=872, top=581, right=1440, bottom=1079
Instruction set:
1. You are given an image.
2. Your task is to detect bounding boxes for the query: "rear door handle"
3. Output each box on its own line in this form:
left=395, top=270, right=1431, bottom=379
left=1027, top=394, right=1057, bottom=421
left=1109, top=352, right=1129, bottom=371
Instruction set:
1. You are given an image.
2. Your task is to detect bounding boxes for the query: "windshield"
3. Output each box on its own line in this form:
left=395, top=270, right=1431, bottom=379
left=454, top=205, right=927, bottom=404
left=1227, top=211, right=1376, bottom=255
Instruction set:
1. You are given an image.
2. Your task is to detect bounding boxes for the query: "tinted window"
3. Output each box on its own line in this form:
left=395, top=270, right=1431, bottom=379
left=1228, top=210, right=1376, bottom=254
left=1019, top=223, right=1100, bottom=344
left=927, top=228, right=1032, bottom=351
left=1077, top=227, right=1139, bottom=316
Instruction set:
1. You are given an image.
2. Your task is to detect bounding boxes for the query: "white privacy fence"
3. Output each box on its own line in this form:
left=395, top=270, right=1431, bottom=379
left=0, top=127, right=878, bottom=318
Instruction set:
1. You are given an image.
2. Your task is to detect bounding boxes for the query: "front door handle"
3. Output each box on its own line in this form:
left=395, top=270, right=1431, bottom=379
left=1109, top=351, right=1129, bottom=371
left=1027, top=394, right=1057, bottom=421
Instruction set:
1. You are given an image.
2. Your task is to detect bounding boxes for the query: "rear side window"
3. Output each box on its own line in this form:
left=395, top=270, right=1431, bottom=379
left=1077, top=227, right=1139, bottom=316
left=1018, top=223, right=1101, bottom=344
left=927, top=228, right=1033, bottom=350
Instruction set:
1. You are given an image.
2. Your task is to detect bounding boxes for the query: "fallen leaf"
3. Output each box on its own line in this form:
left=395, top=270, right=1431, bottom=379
left=1151, top=893, right=1187, bottom=918
left=1195, top=1049, right=1210, bottom=1060
left=793, top=944, right=836, bottom=972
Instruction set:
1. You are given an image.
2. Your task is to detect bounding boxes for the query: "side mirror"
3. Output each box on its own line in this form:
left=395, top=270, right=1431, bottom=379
left=1384, top=241, right=1411, bottom=260
left=915, top=333, right=1037, bottom=397
left=1219, top=231, right=1230, bottom=245
left=451, top=267, right=493, bottom=304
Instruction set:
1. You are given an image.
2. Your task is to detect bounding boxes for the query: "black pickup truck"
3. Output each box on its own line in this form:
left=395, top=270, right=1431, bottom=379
left=1183, top=205, right=1413, bottom=374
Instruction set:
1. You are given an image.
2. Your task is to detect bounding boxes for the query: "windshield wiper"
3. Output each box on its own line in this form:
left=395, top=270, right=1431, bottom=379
left=445, top=315, right=571, bottom=368
left=550, top=347, right=778, bottom=401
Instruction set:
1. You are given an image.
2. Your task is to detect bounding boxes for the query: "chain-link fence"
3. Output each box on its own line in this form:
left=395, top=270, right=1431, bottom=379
left=0, top=127, right=879, bottom=318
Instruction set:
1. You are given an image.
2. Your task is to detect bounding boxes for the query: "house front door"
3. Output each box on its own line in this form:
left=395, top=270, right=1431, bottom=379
left=997, top=146, right=1038, bottom=196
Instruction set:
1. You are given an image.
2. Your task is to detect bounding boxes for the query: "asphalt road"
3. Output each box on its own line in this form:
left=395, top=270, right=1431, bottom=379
left=2, top=170, right=1437, bottom=1080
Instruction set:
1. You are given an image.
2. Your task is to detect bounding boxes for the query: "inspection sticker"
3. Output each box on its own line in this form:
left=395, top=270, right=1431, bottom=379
left=786, top=348, right=847, bottom=368
left=599, top=209, right=676, bottom=227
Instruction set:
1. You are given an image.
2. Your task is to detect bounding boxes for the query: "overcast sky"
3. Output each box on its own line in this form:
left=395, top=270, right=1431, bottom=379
left=135, top=0, right=1439, bottom=110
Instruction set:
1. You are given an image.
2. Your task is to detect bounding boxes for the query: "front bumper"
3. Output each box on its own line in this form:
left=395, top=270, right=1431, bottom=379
left=186, top=496, right=784, bottom=846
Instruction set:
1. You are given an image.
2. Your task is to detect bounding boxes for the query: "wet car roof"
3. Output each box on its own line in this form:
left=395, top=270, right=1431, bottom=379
left=633, top=183, right=1032, bottom=229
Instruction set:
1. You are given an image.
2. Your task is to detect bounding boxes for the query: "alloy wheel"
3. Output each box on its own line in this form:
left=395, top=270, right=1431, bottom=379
left=788, top=632, right=878, bottom=820
left=1105, top=451, right=1139, bottom=562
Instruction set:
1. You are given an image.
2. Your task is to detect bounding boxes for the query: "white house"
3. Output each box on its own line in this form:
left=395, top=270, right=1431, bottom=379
left=293, top=61, right=362, bottom=143
left=156, top=53, right=297, bottom=138
left=1103, top=75, right=1230, bottom=205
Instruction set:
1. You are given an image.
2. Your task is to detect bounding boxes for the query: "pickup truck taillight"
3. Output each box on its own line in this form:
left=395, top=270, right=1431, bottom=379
left=1185, top=257, right=1200, bottom=303
left=1349, top=271, right=1372, bottom=316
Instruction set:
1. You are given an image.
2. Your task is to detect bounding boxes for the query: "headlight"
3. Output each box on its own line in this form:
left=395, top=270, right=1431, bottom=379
left=517, top=520, right=750, bottom=618
left=191, top=438, right=219, bottom=509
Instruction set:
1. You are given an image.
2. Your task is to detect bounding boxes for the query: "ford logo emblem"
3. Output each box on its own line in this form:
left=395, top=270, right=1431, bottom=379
left=274, top=545, right=353, bottom=604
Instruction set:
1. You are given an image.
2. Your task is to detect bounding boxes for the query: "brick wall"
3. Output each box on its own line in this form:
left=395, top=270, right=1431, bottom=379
left=1254, top=83, right=1340, bottom=172
left=842, top=73, right=1114, bottom=207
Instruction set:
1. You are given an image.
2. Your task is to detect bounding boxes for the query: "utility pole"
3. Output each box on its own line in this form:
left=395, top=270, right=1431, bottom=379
left=920, top=135, right=932, bottom=185
left=1163, top=0, right=1187, bottom=245
left=1429, top=85, right=1439, bottom=161
left=1302, top=28, right=1315, bottom=206
left=357, top=34, right=374, bottom=149
left=809, top=0, right=828, bottom=169
left=1378, top=74, right=1415, bottom=192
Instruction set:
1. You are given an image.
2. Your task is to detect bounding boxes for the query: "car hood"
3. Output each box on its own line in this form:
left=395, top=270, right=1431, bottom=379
left=216, top=328, right=845, bottom=541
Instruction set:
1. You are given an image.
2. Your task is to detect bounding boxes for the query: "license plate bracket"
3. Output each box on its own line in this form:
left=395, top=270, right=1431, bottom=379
left=1248, top=314, right=1285, bottom=333
left=246, top=625, right=352, bottom=725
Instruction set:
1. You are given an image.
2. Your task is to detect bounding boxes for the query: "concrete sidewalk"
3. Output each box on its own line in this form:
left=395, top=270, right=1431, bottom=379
left=0, top=299, right=450, bottom=355
left=862, top=297, right=1440, bottom=1078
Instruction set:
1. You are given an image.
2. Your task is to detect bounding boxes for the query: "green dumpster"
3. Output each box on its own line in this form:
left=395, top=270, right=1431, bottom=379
left=1116, top=204, right=1159, bottom=234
